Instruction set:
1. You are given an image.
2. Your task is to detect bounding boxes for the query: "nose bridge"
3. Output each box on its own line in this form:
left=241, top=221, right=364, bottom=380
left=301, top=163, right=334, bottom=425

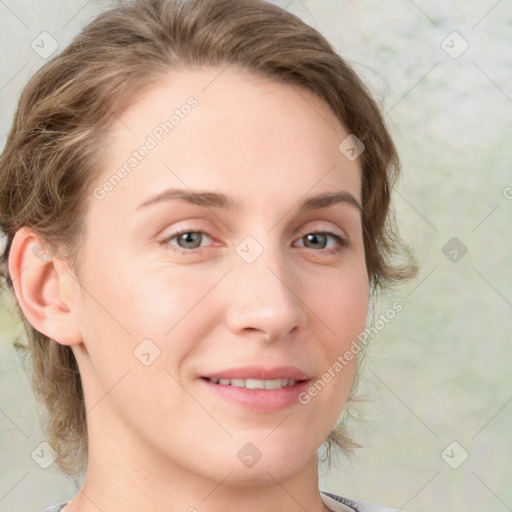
left=226, top=233, right=306, bottom=340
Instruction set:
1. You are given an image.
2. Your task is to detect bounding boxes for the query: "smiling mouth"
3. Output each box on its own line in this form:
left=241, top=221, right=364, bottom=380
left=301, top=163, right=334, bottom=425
left=202, top=377, right=305, bottom=389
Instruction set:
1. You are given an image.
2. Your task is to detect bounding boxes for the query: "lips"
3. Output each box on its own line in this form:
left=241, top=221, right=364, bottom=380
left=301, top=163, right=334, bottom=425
left=199, top=366, right=312, bottom=412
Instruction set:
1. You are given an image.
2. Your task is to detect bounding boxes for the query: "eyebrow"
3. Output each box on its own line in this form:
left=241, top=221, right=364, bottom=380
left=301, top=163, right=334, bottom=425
left=136, top=188, right=363, bottom=214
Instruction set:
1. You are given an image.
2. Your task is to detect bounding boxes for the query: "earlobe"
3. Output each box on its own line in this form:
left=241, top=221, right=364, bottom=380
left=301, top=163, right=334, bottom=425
left=8, top=227, right=83, bottom=346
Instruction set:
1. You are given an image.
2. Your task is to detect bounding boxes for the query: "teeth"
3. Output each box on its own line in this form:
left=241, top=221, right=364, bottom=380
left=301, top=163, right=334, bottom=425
left=264, top=379, right=283, bottom=389
left=246, top=379, right=265, bottom=389
left=207, top=377, right=297, bottom=389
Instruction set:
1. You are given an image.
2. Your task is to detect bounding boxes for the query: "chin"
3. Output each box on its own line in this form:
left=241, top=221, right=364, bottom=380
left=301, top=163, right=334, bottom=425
left=229, top=442, right=317, bottom=484
left=184, top=439, right=313, bottom=486
left=223, top=459, right=308, bottom=486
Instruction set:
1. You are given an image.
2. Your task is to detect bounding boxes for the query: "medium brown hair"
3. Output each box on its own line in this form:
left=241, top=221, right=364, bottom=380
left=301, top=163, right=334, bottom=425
left=0, top=0, right=416, bottom=479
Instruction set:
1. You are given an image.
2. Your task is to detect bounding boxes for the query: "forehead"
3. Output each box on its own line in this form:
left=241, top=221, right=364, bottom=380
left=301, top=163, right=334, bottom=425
left=95, top=67, right=362, bottom=213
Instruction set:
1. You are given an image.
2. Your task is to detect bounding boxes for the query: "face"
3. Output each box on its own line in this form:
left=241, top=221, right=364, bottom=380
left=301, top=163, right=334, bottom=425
left=71, top=66, right=369, bottom=484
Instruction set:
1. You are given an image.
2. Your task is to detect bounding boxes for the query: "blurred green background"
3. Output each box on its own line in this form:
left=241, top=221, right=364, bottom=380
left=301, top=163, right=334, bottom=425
left=1, top=1, right=511, bottom=511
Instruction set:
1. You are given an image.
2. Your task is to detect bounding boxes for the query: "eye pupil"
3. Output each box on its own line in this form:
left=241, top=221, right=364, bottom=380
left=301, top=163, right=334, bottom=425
left=304, top=233, right=326, bottom=249
left=178, top=232, right=202, bottom=249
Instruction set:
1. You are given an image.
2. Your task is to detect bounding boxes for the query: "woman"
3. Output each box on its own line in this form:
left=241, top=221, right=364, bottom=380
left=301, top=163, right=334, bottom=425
left=0, top=0, right=416, bottom=511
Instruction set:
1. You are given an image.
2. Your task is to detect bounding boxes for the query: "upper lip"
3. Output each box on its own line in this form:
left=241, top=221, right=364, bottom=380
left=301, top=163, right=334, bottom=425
left=202, top=365, right=311, bottom=381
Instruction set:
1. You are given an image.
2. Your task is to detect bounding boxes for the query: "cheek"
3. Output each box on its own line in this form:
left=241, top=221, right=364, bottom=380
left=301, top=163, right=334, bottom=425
left=316, top=267, right=369, bottom=340
left=83, top=245, right=211, bottom=331
left=310, top=265, right=369, bottom=405
left=78, top=254, right=227, bottom=381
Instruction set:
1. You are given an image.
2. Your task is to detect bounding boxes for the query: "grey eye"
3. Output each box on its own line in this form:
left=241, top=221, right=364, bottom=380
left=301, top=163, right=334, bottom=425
left=176, top=232, right=204, bottom=249
left=302, top=233, right=328, bottom=249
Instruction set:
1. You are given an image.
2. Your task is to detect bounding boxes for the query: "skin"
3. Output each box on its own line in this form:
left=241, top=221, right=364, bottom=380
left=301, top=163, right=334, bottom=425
left=10, top=66, right=369, bottom=512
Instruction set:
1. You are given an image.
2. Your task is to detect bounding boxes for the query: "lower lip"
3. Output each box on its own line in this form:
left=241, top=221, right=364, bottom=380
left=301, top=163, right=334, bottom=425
left=199, top=378, right=311, bottom=413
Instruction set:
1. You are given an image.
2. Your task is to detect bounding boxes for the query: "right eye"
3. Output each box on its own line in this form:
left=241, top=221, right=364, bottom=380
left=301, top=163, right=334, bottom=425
left=160, top=230, right=214, bottom=254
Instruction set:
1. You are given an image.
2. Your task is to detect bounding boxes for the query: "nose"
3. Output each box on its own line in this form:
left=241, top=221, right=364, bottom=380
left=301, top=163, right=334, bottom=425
left=224, top=241, right=308, bottom=343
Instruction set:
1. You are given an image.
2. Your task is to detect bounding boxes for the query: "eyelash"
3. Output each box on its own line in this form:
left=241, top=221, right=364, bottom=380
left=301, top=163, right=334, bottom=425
left=159, top=229, right=349, bottom=256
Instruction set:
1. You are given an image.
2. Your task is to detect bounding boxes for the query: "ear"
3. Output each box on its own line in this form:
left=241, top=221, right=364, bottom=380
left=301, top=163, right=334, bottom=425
left=8, top=227, right=82, bottom=346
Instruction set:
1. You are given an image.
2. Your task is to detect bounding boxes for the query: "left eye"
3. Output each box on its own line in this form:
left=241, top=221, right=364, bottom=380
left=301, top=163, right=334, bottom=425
left=294, top=231, right=348, bottom=252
